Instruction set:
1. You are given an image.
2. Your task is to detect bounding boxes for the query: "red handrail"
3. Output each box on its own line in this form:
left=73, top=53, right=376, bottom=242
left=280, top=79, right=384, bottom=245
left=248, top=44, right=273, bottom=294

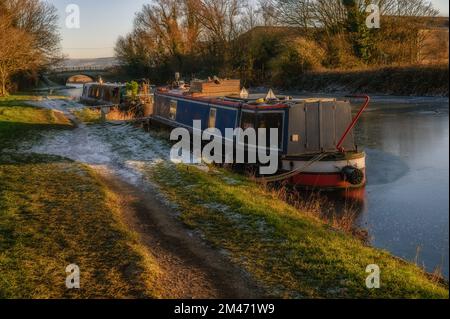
left=336, top=95, right=370, bottom=152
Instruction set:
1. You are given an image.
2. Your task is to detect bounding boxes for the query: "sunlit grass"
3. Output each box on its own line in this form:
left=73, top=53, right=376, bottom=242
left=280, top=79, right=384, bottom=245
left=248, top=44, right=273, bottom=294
left=0, top=96, right=72, bottom=151
left=0, top=105, right=71, bottom=126
left=0, top=96, right=162, bottom=298
left=0, top=95, right=71, bottom=125
left=149, top=162, right=449, bottom=299
left=73, top=108, right=102, bottom=124
left=0, top=153, right=162, bottom=298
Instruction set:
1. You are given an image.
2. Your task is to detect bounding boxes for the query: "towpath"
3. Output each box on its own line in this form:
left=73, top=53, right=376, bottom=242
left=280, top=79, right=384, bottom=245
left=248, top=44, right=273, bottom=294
left=21, top=98, right=263, bottom=298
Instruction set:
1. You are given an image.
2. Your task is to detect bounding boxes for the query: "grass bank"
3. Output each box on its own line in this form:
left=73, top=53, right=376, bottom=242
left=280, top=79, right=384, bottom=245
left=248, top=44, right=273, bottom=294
left=0, top=96, right=162, bottom=298
left=0, top=95, right=72, bottom=151
left=286, top=64, right=449, bottom=97
left=149, top=162, right=449, bottom=299
left=72, top=108, right=102, bottom=124
left=0, top=154, right=162, bottom=298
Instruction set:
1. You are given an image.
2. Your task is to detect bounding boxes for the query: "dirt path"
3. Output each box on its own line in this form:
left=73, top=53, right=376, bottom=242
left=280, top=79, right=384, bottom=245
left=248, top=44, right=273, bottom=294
left=92, top=165, right=264, bottom=299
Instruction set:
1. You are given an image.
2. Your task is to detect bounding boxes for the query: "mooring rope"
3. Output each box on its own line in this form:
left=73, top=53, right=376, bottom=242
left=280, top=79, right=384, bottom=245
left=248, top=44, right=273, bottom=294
left=256, top=152, right=329, bottom=183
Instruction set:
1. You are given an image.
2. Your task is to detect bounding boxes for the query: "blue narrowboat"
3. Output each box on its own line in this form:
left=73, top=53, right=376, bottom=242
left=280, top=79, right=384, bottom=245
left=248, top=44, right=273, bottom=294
left=152, top=78, right=369, bottom=190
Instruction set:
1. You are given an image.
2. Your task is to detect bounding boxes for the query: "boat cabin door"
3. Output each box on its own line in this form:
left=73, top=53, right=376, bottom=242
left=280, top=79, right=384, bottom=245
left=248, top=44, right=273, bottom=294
left=287, top=100, right=356, bottom=156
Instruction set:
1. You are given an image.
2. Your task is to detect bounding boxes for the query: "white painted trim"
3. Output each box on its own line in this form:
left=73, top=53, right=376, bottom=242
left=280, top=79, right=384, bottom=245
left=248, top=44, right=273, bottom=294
left=281, top=156, right=366, bottom=173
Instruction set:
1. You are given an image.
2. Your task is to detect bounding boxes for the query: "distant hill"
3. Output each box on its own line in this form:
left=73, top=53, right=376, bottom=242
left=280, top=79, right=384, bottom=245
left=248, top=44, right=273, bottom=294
left=61, top=57, right=119, bottom=68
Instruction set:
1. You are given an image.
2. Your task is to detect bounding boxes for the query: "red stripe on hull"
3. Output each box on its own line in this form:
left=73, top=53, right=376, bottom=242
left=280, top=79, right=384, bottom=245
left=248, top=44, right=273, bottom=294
left=289, top=169, right=366, bottom=190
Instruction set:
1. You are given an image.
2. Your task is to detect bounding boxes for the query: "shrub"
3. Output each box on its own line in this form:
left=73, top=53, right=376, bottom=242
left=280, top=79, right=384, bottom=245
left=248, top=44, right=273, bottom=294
left=126, top=81, right=139, bottom=97
left=323, top=34, right=364, bottom=70
left=271, top=38, right=326, bottom=87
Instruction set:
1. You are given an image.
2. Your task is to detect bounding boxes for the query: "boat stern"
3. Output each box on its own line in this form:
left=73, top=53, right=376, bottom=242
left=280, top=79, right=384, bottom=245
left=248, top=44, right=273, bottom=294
left=282, top=151, right=367, bottom=190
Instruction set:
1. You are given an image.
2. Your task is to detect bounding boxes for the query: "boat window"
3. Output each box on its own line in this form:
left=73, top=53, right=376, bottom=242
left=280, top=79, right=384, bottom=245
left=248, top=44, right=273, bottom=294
left=240, top=111, right=255, bottom=129
left=104, top=88, right=111, bottom=101
left=208, top=108, right=217, bottom=128
left=169, top=100, right=177, bottom=120
left=257, top=112, right=283, bottom=149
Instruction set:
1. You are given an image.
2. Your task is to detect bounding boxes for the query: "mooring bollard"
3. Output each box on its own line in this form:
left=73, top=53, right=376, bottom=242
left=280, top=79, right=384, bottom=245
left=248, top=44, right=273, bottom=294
left=100, top=106, right=111, bottom=122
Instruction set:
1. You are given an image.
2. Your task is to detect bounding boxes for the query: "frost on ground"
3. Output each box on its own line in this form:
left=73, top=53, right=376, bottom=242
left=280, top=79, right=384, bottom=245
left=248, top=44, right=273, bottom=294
left=20, top=99, right=171, bottom=187
left=19, top=99, right=214, bottom=192
left=19, top=99, right=254, bottom=236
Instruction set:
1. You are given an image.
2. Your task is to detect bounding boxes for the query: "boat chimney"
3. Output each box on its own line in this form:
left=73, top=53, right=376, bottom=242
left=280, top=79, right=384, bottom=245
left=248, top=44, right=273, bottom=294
left=240, top=87, right=249, bottom=99
left=265, top=89, right=277, bottom=101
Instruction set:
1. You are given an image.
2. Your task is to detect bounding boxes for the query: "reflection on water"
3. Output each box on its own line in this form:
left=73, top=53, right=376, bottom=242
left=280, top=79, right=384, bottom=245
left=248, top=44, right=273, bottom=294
left=60, top=83, right=83, bottom=99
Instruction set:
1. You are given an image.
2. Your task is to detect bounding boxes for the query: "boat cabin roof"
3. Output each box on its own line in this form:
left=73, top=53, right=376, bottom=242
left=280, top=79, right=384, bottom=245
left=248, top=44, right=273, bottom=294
left=84, top=82, right=126, bottom=88
left=157, top=88, right=289, bottom=110
left=156, top=88, right=341, bottom=111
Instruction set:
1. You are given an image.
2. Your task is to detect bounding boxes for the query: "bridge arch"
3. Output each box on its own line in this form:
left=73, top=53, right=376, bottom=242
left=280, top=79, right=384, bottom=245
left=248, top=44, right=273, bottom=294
left=66, top=74, right=95, bottom=84
left=66, top=74, right=96, bottom=84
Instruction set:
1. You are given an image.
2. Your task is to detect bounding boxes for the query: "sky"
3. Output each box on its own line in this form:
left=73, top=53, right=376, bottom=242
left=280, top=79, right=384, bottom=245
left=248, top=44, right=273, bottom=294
left=50, top=0, right=148, bottom=59
left=49, top=0, right=450, bottom=59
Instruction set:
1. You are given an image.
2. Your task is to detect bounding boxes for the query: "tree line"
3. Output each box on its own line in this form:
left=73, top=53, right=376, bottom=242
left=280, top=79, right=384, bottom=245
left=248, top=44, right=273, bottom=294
left=115, top=0, right=441, bottom=87
left=0, top=0, right=60, bottom=96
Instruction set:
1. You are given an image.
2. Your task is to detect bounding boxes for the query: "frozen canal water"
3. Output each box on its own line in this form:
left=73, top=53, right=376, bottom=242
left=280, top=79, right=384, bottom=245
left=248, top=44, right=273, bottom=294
left=354, top=99, right=449, bottom=277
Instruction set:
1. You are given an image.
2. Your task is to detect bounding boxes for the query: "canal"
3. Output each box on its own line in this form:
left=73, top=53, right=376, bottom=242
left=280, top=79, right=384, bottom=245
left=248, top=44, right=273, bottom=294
left=355, top=98, right=449, bottom=278
left=39, top=85, right=450, bottom=277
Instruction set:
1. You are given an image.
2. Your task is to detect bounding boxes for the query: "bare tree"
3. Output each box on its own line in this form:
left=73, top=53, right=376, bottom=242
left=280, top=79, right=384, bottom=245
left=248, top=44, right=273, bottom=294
left=0, top=14, right=41, bottom=96
left=269, top=0, right=439, bottom=31
left=135, top=1, right=184, bottom=58
left=380, top=0, right=438, bottom=16
left=133, top=0, right=203, bottom=70
left=268, top=0, right=316, bottom=29
left=240, top=1, right=262, bottom=32
left=0, top=0, right=61, bottom=95
left=115, top=32, right=154, bottom=70
left=183, top=0, right=202, bottom=53
left=258, top=0, right=277, bottom=26
left=267, top=0, right=439, bottom=64
left=193, top=0, right=243, bottom=43
left=3, top=0, right=61, bottom=64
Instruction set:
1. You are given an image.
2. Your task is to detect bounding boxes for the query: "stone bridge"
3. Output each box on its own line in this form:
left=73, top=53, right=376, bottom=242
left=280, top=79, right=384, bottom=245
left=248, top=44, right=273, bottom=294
left=45, top=66, right=117, bottom=85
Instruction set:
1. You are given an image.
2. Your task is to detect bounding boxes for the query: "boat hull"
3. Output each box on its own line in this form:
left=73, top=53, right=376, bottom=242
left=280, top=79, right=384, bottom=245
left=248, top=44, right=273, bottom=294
left=282, top=152, right=366, bottom=190
left=288, top=170, right=366, bottom=190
